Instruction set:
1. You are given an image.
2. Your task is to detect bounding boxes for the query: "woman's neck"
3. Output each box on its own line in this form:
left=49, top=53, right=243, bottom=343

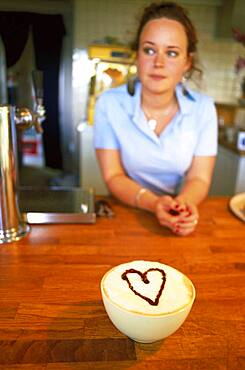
left=141, top=88, right=176, bottom=114
left=140, top=87, right=179, bottom=136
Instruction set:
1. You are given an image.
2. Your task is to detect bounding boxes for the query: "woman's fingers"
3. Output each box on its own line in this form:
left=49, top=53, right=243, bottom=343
left=154, top=196, right=199, bottom=236
left=155, top=196, right=182, bottom=226
left=171, top=202, right=199, bottom=236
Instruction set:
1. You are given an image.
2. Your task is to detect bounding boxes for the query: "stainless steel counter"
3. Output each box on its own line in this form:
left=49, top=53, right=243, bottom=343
left=18, top=186, right=96, bottom=224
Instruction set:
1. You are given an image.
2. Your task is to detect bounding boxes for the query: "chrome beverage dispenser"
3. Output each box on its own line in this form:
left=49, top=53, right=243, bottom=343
left=0, top=71, right=45, bottom=243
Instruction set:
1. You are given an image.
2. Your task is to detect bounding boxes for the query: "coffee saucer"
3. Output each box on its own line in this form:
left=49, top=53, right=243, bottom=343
left=229, top=193, right=245, bottom=222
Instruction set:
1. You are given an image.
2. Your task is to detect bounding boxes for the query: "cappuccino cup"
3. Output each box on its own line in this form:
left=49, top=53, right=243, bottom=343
left=101, top=260, right=195, bottom=343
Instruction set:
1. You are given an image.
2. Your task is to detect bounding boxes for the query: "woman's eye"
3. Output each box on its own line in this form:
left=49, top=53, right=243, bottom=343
left=143, top=47, right=155, bottom=56
left=167, top=50, right=179, bottom=58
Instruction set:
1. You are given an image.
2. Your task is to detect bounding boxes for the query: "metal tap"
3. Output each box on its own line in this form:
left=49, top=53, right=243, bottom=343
left=0, top=71, right=45, bottom=244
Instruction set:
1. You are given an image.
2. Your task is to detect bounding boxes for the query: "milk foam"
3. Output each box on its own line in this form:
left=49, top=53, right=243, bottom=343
left=102, top=261, right=193, bottom=315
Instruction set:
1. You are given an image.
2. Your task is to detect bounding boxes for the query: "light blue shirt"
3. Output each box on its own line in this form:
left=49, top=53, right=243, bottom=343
left=93, top=82, right=218, bottom=195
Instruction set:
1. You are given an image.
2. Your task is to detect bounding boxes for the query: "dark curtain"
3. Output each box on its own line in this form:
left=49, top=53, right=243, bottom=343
left=32, top=14, right=66, bottom=170
left=0, top=11, right=66, bottom=170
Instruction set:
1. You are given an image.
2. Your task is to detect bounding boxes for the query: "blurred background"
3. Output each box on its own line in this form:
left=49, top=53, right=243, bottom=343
left=0, top=0, right=244, bottom=196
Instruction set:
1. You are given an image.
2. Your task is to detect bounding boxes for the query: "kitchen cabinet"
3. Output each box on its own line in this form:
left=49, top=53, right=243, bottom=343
left=210, top=144, right=245, bottom=195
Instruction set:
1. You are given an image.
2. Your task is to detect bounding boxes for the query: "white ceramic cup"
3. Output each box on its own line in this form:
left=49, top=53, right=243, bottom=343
left=101, top=261, right=196, bottom=343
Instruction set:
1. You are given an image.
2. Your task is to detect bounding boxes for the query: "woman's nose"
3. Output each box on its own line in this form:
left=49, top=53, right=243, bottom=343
left=154, top=51, right=165, bottom=67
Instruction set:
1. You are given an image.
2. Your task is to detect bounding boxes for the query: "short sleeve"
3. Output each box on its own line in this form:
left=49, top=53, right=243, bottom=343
left=93, top=93, right=120, bottom=149
left=194, top=98, right=218, bottom=156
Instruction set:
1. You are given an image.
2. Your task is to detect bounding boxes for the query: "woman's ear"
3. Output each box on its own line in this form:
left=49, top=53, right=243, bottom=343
left=184, top=53, right=193, bottom=74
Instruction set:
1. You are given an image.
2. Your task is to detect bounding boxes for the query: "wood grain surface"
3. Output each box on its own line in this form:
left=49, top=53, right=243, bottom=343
left=0, top=196, right=244, bottom=369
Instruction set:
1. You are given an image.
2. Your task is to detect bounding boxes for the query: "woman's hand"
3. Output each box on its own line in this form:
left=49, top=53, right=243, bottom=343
left=154, top=196, right=199, bottom=236
left=172, top=201, right=199, bottom=236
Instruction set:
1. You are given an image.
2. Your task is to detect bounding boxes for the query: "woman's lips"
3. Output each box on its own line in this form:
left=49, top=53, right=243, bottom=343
left=149, top=75, right=166, bottom=81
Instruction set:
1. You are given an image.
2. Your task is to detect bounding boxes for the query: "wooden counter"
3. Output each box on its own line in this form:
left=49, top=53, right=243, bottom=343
left=0, top=197, right=244, bottom=369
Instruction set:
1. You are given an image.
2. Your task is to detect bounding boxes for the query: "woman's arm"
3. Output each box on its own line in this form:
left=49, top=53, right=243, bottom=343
left=96, top=148, right=188, bottom=231
left=165, top=155, right=216, bottom=236
left=176, top=155, right=216, bottom=205
left=96, top=148, right=158, bottom=210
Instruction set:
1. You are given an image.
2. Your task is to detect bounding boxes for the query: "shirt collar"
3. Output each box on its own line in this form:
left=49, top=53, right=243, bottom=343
left=132, top=81, right=142, bottom=124
left=175, top=83, right=196, bottom=115
left=131, top=82, right=196, bottom=119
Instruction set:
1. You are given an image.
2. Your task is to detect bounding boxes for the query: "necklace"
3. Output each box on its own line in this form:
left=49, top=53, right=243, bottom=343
left=147, top=118, right=158, bottom=131
left=143, top=100, right=176, bottom=131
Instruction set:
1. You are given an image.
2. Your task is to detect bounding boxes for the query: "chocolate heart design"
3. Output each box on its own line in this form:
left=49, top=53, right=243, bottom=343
left=121, top=268, right=166, bottom=306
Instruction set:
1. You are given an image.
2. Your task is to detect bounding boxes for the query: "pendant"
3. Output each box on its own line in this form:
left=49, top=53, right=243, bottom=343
left=148, top=119, right=157, bottom=131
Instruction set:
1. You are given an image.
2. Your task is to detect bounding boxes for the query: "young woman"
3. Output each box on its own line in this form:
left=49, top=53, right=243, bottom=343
left=93, top=1, right=217, bottom=236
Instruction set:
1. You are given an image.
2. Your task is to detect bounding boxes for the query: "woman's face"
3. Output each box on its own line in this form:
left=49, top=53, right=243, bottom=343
left=137, top=18, right=192, bottom=95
